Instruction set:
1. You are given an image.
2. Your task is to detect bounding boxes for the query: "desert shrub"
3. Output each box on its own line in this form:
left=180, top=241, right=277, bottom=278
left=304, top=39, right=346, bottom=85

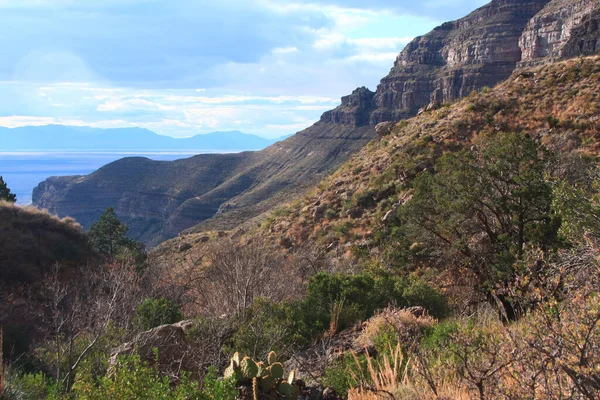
left=400, top=132, right=557, bottom=290
left=353, top=189, right=377, bottom=208
left=301, top=272, right=446, bottom=335
left=224, top=272, right=446, bottom=353
left=224, top=297, right=296, bottom=359
left=3, top=370, right=62, bottom=400
left=72, top=353, right=236, bottom=400
left=194, top=238, right=293, bottom=317
left=401, top=279, right=448, bottom=319
left=134, top=297, right=183, bottom=331
left=322, top=352, right=366, bottom=397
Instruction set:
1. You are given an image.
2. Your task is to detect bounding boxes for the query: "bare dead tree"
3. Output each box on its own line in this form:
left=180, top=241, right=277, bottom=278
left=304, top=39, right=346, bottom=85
left=30, top=261, right=144, bottom=391
left=193, top=238, right=297, bottom=317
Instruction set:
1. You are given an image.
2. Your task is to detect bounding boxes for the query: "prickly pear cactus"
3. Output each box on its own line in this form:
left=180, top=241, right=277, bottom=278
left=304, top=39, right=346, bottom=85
left=277, top=381, right=299, bottom=399
left=223, top=351, right=298, bottom=400
left=268, top=362, right=284, bottom=380
left=267, top=351, right=277, bottom=365
left=241, top=357, right=259, bottom=380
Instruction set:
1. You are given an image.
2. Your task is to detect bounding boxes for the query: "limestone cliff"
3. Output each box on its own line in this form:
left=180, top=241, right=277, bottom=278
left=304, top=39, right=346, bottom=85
left=518, top=0, right=599, bottom=67
left=370, top=0, right=551, bottom=124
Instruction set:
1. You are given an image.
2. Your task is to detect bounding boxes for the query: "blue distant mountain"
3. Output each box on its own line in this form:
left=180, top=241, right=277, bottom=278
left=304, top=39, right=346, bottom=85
left=0, top=125, right=288, bottom=151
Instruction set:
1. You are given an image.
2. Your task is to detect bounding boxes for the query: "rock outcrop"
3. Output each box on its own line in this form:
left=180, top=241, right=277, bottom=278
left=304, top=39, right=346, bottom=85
left=518, top=0, right=599, bottom=67
left=109, top=320, right=197, bottom=376
left=369, top=0, right=551, bottom=124
left=320, top=87, right=376, bottom=126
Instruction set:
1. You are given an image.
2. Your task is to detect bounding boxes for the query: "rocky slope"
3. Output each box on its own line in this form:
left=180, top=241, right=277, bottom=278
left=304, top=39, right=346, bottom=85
left=33, top=0, right=600, bottom=246
left=34, top=123, right=374, bottom=246
left=157, top=56, right=600, bottom=268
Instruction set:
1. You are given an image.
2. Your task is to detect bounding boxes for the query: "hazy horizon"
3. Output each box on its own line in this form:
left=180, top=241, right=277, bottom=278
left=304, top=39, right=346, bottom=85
left=0, top=1, right=488, bottom=139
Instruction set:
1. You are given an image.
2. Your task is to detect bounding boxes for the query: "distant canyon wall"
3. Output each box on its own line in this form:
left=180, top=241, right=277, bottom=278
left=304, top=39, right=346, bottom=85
left=323, top=0, right=599, bottom=127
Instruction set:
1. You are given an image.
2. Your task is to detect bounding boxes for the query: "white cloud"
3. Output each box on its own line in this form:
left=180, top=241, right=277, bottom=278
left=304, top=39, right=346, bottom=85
left=272, top=46, right=299, bottom=54
left=0, top=0, right=489, bottom=139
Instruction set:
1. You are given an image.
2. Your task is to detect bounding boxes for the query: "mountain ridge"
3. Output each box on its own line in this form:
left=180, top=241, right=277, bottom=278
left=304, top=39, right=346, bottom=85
left=0, top=125, right=285, bottom=151
left=33, top=0, right=600, bottom=246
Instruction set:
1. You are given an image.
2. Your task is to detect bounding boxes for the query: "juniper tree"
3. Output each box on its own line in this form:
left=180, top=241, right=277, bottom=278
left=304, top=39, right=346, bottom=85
left=0, top=176, right=16, bottom=203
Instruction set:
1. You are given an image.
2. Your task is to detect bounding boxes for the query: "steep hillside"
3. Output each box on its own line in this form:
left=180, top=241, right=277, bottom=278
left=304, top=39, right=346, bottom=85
left=34, top=124, right=374, bottom=245
left=157, top=56, right=600, bottom=267
left=264, top=56, right=600, bottom=257
left=33, top=0, right=600, bottom=246
left=0, top=201, right=94, bottom=284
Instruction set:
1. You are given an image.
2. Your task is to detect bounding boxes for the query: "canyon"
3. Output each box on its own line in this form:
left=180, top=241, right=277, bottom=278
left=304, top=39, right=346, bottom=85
left=33, top=0, right=600, bottom=246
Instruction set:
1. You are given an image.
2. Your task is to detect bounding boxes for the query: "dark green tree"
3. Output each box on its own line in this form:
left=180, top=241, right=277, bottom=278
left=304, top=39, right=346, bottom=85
left=0, top=176, right=16, bottom=203
left=401, top=132, right=556, bottom=287
left=134, top=297, right=183, bottom=331
left=88, top=207, right=133, bottom=256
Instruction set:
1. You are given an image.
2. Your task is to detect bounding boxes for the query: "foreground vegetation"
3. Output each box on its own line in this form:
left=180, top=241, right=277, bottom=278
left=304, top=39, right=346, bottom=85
left=2, top=58, right=600, bottom=399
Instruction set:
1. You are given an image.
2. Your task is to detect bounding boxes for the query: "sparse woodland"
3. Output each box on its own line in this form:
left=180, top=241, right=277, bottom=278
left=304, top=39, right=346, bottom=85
left=2, top=58, right=600, bottom=399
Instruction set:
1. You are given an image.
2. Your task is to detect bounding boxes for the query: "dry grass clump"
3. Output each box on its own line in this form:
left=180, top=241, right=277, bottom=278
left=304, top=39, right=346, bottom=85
left=347, top=342, right=473, bottom=400
left=355, top=307, right=436, bottom=351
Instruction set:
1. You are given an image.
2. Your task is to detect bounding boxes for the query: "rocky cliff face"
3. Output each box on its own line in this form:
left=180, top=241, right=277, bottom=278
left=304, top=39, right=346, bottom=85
left=369, top=0, right=551, bottom=124
left=320, top=87, right=376, bottom=126
left=33, top=0, right=600, bottom=246
left=325, top=0, right=600, bottom=126
left=518, top=0, right=599, bottom=67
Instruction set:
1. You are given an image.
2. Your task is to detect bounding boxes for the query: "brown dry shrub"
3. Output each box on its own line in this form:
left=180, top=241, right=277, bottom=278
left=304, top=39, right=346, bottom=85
left=355, top=307, right=436, bottom=351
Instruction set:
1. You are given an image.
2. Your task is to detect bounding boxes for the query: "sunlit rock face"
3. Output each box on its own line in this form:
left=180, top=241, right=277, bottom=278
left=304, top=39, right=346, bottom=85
left=369, top=0, right=551, bottom=125
left=518, top=0, right=600, bottom=68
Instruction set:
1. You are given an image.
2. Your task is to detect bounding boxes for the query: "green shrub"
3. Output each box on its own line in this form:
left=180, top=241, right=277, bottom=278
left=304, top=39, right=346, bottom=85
left=401, top=279, right=448, bottom=319
left=134, top=297, right=183, bottom=331
left=224, top=298, right=296, bottom=359
left=322, top=352, right=365, bottom=397
left=4, top=371, right=62, bottom=400
left=72, top=353, right=236, bottom=400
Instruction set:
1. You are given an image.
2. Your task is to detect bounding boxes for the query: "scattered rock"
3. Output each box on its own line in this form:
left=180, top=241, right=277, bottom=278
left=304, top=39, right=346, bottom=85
left=313, top=205, right=327, bottom=221
left=375, top=121, right=395, bottom=138
left=346, top=207, right=363, bottom=219
left=195, top=236, right=210, bottom=244
left=178, top=242, right=192, bottom=252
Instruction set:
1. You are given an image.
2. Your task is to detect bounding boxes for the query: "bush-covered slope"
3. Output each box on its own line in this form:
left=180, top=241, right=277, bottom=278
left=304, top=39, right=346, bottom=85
left=259, top=56, right=600, bottom=258
left=0, top=201, right=94, bottom=285
left=156, top=56, right=600, bottom=282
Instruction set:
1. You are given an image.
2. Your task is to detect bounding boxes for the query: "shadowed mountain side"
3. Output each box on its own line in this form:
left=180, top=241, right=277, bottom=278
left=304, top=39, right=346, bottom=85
left=0, top=201, right=94, bottom=285
left=33, top=122, right=376, bottom=246
left=182, top=123, right=375, bottom=234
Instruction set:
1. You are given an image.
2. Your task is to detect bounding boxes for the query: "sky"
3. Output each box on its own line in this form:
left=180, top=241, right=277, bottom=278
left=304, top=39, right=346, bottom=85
left=0, top=0, right=489, bottom=139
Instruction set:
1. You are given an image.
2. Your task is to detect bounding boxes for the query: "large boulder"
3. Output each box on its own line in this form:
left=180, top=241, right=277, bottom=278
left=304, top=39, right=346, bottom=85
left=109, top=319, right=230, bottom=379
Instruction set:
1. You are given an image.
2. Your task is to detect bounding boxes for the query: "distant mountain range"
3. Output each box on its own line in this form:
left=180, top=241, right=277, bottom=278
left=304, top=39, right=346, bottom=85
left=0, top=125, right=286, bottom=151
